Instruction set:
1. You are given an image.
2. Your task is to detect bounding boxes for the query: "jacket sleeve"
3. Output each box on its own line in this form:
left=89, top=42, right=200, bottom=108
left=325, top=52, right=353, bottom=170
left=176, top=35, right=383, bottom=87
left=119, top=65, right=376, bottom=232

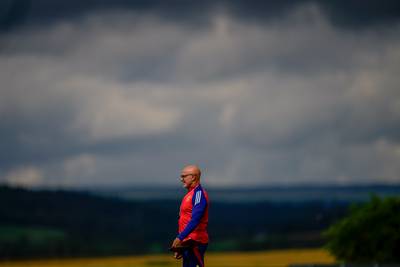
left=177, top=190, right=207, bottom=241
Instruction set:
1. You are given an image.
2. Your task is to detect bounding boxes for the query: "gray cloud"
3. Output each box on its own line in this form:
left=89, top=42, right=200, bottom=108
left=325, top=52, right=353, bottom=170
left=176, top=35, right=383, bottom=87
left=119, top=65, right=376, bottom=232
left=0, top=3, right=399, bottom=188
left=1, top=0, right=400, bottom=33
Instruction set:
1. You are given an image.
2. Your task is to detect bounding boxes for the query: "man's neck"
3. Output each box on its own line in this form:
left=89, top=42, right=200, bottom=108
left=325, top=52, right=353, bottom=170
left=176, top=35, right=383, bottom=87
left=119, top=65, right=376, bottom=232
left=187, top=182, right=200, bottom=191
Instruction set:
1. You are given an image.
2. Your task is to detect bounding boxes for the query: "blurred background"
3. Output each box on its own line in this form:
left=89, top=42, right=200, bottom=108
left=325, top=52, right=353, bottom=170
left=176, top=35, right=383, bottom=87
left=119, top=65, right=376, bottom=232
left=0, top=0, right=400, bottom=265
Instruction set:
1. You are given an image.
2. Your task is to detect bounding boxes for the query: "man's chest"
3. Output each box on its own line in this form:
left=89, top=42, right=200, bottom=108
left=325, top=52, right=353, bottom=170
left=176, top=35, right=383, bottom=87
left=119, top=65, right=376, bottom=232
left=180, top=193, right=193, bottom=213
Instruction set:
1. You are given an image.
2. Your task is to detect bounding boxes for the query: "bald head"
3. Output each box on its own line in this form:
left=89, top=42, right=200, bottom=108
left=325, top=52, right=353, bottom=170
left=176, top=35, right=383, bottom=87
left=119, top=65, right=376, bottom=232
left=180, top=165, right=202, bottom=189
left=182, top=165, right=201, bottom=178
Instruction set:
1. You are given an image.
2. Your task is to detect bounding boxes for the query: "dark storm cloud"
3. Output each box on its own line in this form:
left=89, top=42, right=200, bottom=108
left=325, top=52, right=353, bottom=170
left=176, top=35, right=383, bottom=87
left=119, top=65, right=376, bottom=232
left=320, top=0, right=400, bottom=28
left=0, top=0, right=214, bottom=32
left=0, top=0, right=399, bottom=187
left=1, top=0, right=400, bottom=33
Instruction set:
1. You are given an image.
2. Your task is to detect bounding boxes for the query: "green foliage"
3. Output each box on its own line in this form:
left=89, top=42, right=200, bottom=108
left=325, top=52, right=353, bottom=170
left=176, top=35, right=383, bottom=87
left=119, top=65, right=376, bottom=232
left=0, top=225, right=66, bottom=245
left=0, top=225, right=68, bottom=259
left=324, top=195, right=400, bottom=263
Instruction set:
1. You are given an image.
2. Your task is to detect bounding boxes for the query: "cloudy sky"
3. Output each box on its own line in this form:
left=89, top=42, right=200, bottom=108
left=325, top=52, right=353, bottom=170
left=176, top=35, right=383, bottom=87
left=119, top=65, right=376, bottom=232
left=1, top=0, right=400, bottom=188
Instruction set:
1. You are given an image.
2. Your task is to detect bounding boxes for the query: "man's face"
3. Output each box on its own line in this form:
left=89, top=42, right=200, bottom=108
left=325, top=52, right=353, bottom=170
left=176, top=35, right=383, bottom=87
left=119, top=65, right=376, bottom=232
left=180, top=169, right=196, bottom=189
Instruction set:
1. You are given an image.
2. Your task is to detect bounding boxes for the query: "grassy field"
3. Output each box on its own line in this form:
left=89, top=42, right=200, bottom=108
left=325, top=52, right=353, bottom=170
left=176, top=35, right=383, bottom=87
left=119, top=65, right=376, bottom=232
left=0, top=248, right=335, bottom=267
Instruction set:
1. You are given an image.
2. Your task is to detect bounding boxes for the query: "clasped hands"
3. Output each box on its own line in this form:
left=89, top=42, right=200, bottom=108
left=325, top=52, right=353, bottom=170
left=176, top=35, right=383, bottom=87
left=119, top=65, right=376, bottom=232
left=171, top=237, right=183, bottom=259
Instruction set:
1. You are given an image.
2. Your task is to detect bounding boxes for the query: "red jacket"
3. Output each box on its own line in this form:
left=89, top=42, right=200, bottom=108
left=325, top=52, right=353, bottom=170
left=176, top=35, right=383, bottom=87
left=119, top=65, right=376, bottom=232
left=177, top=184, right=209, bottom=243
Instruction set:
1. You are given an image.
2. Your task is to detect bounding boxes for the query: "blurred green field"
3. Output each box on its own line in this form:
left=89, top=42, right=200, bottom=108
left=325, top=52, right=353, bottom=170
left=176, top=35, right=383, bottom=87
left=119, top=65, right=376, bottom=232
left=0, top=226, right=66, bottom=245
left=0, top=248, right=335, bottom=267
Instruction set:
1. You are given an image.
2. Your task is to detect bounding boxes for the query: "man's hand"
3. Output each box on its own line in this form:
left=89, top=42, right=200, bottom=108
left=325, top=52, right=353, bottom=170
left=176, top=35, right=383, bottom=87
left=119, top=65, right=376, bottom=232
left=171, top=237, right=182, bottom=249
left=171, top=238, right=183, bottom=260
left=174, top=251, right=183, bottom=259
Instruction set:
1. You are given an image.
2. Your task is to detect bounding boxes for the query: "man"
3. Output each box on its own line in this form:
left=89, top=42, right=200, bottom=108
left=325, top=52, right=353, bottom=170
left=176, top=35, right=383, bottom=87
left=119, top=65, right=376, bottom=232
left=171, top=165, right=209, bottom=267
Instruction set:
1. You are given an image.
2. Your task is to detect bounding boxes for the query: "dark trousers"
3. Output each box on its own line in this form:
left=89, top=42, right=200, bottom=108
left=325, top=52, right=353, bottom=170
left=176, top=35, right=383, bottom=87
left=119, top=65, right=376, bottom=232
left=182, top=242, right=208, bottom=267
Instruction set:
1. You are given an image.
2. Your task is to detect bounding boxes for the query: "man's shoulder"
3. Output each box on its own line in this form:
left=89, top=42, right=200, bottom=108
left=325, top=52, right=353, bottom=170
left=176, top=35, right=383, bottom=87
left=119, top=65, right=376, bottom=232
left=194, top=184, right=209, bottom=202
left=195, top=184, right=207, bottom=193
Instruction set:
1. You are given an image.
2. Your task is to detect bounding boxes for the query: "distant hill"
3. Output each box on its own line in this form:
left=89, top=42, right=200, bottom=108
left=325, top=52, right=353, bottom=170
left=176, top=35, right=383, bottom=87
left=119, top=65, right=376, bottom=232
left=0, top=184, right=384, bottom=259
left=92, top=184, right=400, bottom=202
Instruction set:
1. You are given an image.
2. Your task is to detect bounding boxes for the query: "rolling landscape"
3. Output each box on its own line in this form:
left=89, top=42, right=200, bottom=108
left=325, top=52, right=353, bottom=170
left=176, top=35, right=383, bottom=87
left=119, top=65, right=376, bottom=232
left=1, top=184, right=398, bottom=262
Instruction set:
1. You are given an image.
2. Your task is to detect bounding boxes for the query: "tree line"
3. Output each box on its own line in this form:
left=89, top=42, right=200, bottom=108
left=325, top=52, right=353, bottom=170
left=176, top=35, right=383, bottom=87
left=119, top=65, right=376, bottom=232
left=0, top=185, right=349, bottom=260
